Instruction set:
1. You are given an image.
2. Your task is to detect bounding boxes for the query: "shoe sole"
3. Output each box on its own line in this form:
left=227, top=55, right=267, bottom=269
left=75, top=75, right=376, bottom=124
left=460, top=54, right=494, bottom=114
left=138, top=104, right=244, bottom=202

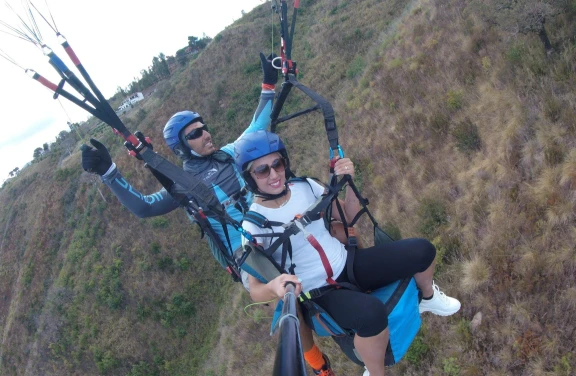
left=419, top=306, right=461, bottom=316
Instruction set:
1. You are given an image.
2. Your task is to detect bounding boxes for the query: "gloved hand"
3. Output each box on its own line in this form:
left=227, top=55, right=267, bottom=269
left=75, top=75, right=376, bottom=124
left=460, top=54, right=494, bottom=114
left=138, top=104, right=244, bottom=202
left=260, top=52, right=279, bottom=85
left=80, top=138, right=113, bottom=176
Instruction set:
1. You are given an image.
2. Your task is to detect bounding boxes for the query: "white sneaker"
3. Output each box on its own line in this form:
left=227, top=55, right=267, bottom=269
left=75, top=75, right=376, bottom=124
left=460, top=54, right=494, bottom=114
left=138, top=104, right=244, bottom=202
left=419, top=282, right=461, bottom=316
left=363, top=367, right=370, bottom=376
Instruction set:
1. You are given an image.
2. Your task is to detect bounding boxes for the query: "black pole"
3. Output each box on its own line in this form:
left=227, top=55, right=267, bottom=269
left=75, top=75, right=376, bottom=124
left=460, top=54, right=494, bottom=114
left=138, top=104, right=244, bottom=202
left=272, top=283, right=307, bottom=376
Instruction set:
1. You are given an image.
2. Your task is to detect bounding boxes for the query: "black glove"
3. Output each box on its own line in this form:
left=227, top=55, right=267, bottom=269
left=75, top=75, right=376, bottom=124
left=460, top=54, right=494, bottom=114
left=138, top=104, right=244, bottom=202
left=260, top=52, right=278, bottom=85
left=80, top=138, right=113, bottom=176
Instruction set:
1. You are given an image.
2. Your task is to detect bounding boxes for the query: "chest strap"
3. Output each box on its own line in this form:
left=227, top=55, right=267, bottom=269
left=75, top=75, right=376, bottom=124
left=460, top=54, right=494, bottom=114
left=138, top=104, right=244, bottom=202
left=294, top=216, right=336, bottom=286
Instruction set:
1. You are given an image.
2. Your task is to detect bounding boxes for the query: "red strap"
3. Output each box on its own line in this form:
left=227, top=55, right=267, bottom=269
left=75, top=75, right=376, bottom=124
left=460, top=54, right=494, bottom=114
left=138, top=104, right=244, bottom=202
left=306, top=234, right=337, bottom=285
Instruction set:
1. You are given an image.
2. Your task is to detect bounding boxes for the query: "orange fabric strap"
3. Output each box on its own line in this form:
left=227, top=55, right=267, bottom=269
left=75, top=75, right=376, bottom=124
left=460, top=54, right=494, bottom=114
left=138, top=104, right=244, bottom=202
left=303, top=344, right=325, bottom=370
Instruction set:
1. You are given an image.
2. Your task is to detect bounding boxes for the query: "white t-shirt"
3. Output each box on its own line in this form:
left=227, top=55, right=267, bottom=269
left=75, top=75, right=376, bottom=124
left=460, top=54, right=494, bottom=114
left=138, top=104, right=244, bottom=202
left=242, top=179, right=347, bottom=292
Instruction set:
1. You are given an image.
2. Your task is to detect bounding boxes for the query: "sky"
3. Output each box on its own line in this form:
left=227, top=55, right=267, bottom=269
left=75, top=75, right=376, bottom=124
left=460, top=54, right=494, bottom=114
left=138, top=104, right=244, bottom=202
left=0, top=0, right=266, bottom=183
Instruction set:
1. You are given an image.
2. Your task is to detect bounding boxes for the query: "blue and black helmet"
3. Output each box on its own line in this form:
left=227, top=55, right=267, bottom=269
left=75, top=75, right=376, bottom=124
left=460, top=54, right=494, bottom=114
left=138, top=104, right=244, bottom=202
left=234, top=130, right=291, bottom=193
left=163, top=111, right=203, bottom=160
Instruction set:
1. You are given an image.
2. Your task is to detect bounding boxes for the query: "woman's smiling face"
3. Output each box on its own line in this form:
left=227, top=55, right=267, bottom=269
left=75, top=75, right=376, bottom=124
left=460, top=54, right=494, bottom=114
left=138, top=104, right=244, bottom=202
left=250, top=152, right=286, bottom=195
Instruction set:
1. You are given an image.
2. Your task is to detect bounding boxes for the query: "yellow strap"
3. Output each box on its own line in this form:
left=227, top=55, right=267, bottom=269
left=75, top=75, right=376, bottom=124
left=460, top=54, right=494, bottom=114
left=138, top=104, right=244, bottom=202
left=298, top=291, right=312, bottom=302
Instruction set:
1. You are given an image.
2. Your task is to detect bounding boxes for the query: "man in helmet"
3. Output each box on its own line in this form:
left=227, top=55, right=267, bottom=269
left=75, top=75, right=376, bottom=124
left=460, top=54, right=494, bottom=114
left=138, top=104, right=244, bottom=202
left=82, top=54, right=336, bottom=376
left=81, top=53, right=278, bottom=272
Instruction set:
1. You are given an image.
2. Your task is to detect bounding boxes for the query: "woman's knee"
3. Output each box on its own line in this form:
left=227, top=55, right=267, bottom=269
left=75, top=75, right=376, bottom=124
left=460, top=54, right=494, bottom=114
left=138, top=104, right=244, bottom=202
left=410, top=238, right=436, bottom=271
left=356, top=302, right=389, bottom=337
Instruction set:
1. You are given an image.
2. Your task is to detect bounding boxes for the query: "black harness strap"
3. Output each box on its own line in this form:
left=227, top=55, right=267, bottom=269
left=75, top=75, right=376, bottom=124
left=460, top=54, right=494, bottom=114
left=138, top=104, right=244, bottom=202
left=271, top=75, right=340, bottom=155
left=138, top=148, right=224, bottom=214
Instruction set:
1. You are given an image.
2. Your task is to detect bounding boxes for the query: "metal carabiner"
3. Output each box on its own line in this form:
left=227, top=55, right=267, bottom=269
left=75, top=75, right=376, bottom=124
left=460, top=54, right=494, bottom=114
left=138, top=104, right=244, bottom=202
left=329, top=145, right=345, bottom=160
left=271, top=56, right=283, bottom=70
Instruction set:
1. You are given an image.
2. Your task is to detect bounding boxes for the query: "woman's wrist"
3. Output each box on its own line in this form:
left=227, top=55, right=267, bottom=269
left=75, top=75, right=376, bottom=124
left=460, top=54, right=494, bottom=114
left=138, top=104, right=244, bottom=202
left=266, top=282, right=279, bottom=300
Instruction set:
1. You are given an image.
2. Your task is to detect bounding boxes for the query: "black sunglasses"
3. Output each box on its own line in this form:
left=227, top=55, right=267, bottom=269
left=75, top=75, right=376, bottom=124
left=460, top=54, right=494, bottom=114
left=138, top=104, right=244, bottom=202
left=251, top=157, right=287, bottom=179
left=184, top=124, right=209, bottom=140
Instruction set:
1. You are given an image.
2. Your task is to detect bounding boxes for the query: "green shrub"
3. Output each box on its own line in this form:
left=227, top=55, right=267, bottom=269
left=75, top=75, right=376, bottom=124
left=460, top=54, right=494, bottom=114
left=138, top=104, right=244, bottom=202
left=405, top=333, right=429, bottom=367
left=136, top=302, right=152, bottom=320
left=150, top=241, right=161, bottom=255
left=96, top=259, right=123, bottom=309
left=554, top=353, right=573, bottom=375
left=349, top=28, right=363, bottom=43
left=443, top=357, right=461, bottom=376
left=176, top=256, right=191, bottom=271
left=214, top=82, right=226, bottom=102
left=382, top=223, right=402, bottom=241
left=431, top=235, right=461, bottom=274
left=417, top=198, right=447, bottom=237
left=446, top=90, right=463, bottom=110
left=456, top=318, right=473, bottom=345
left=506, top=44, right=525, bottom=65
left=62, top=180, right=79, bottom=210
left=452, top=118, right=481, bottom=153
left=154, top=80, right=174, bottom=101
left=242, top=62, right=260, bottom=76
left=128, top=361, right=159, bottom=376
left=226, top=108, right=237, bottom=121
left=136, top=109, right=147, bottom=122
left=160, top=293, right=195, bottom=328
left=389, top=58, right=403, bottom=69
left=150, top=217, right=169, bottom=228
left=54, top=168, right=76, bottom=182
left=93, top=349, right=119, bottom=374
left=214, top=34, right=223, bottom=43
left=157, top=256, right=174, bottom=273
left=347, top=56, right=366, bottom=79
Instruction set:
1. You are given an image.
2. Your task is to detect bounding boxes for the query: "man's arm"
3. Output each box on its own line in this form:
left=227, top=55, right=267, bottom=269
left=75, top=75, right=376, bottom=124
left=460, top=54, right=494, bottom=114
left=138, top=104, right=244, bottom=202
left=101, top=164, right=180, bottom=218
left=81, top=139, right=180, bottom=218
left=221, top=53, right=278, bottom=155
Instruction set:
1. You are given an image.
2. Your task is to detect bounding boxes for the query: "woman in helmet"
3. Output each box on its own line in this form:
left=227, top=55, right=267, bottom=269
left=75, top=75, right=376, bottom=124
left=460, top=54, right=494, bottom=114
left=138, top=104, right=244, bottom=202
left=235, top=130, right=461, bottom=376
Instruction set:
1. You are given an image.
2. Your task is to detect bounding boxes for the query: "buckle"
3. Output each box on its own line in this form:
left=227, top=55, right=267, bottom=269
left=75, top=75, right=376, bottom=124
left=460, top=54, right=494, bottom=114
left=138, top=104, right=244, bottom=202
left=347, top=227, right=358, bottom=247
left=347, top=236, right=358, bottom=248
left=295, top=214, right=312, bottom=226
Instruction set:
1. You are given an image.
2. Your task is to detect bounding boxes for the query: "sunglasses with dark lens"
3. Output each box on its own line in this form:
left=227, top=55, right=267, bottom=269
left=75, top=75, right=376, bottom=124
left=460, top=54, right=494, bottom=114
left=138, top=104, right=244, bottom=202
left=251, top=158, right=287, bottom=179
left=184, top=124, right=209, bottom=140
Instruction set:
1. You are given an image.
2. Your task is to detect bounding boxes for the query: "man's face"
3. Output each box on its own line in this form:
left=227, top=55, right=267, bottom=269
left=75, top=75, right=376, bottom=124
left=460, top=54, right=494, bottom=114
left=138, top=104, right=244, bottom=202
left=183, top=121, right=216, bottom=156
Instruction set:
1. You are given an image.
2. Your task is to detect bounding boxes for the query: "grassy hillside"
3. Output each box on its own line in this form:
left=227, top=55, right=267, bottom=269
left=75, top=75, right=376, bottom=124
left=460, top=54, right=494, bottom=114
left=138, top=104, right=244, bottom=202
left=1, top=0, right=575, bottom=375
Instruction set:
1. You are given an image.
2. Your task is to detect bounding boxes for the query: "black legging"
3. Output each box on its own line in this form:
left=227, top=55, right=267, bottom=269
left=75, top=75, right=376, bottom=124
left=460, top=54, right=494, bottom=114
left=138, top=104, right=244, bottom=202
left=312, top=238, right=435, bottom=337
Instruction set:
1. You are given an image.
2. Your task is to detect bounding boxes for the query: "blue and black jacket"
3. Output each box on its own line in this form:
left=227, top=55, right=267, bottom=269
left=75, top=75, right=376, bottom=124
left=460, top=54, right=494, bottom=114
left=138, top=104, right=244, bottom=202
left=101, top=89, right=275, bottom=269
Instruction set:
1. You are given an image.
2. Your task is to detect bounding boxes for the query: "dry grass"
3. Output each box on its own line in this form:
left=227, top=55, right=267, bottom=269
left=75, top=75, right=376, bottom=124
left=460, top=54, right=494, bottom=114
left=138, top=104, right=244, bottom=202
left=461, top=255, right=490, bottom=293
